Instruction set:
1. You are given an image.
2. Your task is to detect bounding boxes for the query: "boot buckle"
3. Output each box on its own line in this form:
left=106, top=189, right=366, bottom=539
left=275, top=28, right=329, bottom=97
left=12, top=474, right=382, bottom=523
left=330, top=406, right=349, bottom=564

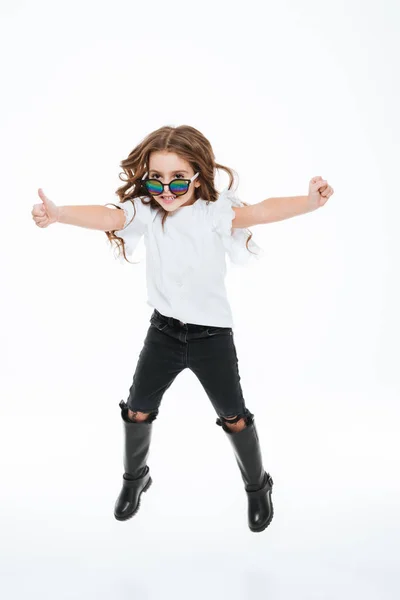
left=266, top=473, right=274, bottom=487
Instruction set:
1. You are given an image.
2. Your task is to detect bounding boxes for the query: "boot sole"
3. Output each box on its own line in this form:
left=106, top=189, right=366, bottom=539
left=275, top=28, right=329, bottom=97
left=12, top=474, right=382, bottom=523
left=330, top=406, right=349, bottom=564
left=114, top=476, right=153, bottom=521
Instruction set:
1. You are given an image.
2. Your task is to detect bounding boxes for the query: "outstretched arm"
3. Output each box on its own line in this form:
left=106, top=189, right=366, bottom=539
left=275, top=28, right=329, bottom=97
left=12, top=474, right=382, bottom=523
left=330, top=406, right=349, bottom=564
left=232, top=176, right=334, bottom=229
left=32, top=189, right=126, bottom=231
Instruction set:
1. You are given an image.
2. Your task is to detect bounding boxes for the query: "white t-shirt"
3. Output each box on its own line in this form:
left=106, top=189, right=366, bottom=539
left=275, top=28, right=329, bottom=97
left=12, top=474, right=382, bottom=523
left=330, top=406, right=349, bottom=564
left=105, top=187, right=264, bottom=327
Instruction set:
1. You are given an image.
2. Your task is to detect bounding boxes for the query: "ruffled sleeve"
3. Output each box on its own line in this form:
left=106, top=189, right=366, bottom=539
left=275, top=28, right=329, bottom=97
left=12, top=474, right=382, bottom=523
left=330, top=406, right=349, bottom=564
left=211, top=187, right=264, bottom=266
left=104, top=196, right=152, bottom=262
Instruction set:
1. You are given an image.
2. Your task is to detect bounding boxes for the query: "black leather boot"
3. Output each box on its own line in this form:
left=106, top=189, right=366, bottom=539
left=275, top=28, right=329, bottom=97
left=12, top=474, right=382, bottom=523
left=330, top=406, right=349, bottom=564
left=114, top=400, right=154, bottom=521
left=217, top=413, right=274, bottom=533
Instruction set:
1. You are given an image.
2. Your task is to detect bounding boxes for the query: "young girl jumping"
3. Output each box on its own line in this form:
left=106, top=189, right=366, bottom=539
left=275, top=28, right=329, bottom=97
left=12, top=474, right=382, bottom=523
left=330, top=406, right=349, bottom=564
left=31, top=125, right=334, bottom=533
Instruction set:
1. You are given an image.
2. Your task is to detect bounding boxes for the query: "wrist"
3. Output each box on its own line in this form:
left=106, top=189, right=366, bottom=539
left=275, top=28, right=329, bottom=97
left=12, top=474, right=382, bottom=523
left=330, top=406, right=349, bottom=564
left=307, top=195, right=320, bottom=211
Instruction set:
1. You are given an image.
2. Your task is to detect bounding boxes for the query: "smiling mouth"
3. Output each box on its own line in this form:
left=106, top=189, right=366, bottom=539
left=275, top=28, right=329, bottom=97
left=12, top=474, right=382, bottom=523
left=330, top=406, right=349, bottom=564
left=161, top=195, right=176, bottom=201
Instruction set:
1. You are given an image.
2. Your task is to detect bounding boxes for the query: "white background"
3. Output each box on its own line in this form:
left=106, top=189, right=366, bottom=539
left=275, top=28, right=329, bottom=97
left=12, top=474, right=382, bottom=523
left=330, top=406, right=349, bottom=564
left=1, top=0, right=399, bottom=598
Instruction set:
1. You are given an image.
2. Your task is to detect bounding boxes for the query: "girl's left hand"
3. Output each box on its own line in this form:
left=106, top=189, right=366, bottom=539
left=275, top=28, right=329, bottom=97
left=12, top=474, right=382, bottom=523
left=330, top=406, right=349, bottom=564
left=308, top=176, right=334, bottom=209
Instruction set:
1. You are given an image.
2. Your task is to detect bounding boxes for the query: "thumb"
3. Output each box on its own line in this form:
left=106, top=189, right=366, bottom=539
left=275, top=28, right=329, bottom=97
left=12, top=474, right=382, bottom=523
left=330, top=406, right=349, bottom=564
left=38, top=188, right=50, bottom=207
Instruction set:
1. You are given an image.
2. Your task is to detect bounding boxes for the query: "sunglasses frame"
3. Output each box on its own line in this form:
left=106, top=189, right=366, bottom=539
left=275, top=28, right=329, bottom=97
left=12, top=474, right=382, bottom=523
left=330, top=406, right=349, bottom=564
left=141, top=171, right=200, bottom=196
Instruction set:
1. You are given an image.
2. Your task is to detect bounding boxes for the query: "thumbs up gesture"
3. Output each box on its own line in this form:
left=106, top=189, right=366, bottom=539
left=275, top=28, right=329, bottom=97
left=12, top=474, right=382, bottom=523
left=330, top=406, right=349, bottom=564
left=32, top=189, right=60, bottom=228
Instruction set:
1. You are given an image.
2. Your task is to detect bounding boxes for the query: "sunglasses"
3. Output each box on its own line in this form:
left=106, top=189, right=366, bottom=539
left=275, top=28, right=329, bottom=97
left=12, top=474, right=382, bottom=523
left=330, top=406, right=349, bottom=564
left=141, top=171, right=200, bottom=197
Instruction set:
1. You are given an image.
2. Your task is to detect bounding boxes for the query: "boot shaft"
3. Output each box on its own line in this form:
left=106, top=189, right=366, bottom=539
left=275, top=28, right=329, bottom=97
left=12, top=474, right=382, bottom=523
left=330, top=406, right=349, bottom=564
left=219, top=417, right=266, bottom=490
left=120, top=400, right=154, bottom=479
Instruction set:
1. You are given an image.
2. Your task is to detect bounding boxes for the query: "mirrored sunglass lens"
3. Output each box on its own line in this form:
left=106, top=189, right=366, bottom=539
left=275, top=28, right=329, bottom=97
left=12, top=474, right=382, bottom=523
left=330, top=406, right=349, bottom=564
left=145, top=180, right=163, bottom=195
left=169, top=179, right=189, bottom=195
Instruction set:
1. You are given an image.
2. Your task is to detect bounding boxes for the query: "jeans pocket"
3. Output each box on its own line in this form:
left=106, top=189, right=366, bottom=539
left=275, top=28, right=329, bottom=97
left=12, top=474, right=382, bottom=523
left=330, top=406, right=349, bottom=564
left=206, top=327, right=233, bottom=337
left=150, top=315, right=169, bottom=332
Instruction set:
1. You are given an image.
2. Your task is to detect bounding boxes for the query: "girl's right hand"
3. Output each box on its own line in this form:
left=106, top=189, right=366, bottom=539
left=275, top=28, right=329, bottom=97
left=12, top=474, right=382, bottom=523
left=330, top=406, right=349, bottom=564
left=32, top=188, right=60, bottom=228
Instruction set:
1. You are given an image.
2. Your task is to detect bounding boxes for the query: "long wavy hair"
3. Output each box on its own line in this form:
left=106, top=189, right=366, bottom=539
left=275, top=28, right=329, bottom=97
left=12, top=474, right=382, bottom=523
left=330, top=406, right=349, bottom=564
left=105, top=125, right=254, bottom=263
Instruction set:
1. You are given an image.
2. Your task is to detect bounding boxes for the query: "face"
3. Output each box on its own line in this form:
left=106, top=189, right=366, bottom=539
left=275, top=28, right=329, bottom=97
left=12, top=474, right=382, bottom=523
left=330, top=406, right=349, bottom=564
left=146, top=151, right=201, bottom=211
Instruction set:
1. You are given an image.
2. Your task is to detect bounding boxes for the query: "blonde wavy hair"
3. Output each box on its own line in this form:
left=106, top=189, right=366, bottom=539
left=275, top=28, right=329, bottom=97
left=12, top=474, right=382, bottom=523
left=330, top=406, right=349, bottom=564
left=105, top=124, right=254, bottom=263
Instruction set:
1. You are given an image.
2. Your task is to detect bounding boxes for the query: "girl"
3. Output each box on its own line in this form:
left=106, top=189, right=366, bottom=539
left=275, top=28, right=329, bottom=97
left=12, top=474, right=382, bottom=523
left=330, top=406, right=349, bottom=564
left=31, top=125, right=334, bottom=533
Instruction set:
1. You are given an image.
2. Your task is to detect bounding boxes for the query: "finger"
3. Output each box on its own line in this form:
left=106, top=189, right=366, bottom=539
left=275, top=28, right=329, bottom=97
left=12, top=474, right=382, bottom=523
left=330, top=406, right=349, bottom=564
left=322, top=188, right=333, bottom=199
left=320, top=185, right=330, bottom=196
left=322, top=185, right=333, bottom=196
left=34, top=216, right=48, bottom=225
left=311, top=176, right=323, bottom=184
left=315, top=180, right=328, bottom=191
left=32, top=206, right=46, bottom=217
left=32, top=211, right=46, bottom=220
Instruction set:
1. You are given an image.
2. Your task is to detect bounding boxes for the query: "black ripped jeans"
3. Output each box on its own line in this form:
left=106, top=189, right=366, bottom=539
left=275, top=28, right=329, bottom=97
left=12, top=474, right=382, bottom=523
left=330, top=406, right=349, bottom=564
left=125, top=309, right=254, bottom=425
